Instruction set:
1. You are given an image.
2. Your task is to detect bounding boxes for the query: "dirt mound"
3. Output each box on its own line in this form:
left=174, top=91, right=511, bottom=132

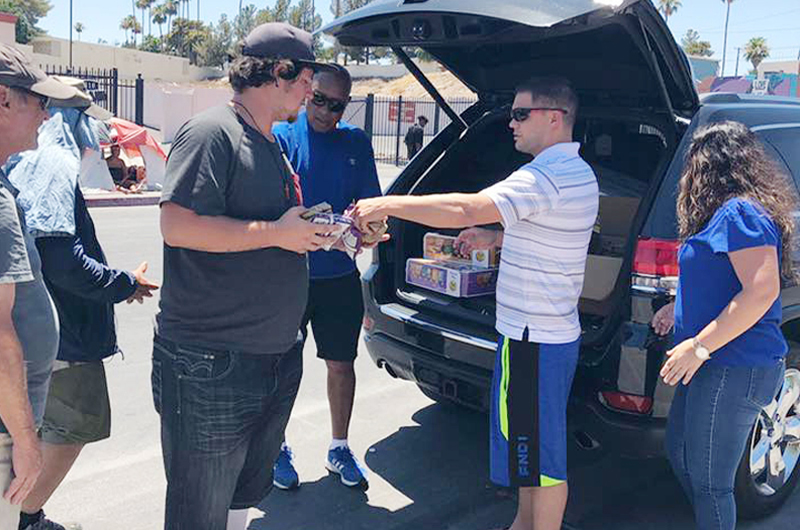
left=351, top=71, right=473, bottom=98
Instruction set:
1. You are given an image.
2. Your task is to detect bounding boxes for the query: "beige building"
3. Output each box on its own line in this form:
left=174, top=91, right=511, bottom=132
left=759, top=60, right=800, bottom=77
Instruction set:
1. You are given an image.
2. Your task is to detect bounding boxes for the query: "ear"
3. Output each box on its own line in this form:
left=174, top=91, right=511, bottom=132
left=0, top=86, right=10, bottom=108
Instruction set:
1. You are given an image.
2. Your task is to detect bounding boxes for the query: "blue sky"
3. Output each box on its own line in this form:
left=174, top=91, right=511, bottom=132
left=41, top=0, right=800, bottom=75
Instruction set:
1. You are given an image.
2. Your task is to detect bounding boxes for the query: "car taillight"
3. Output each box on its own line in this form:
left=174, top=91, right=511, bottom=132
left=631, top=237, right=679, bottom=294
left=600, top=391, right=653, bottom=415
left=633, top=238, right=680, bottom=276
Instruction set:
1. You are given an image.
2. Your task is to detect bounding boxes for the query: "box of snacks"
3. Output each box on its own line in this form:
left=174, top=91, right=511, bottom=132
left=405, top=258, right=498, bottom=298
left=423, top=232, right=500, bottom=268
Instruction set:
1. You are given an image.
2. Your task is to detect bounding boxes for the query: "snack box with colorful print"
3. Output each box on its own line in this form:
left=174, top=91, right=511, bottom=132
left=423, top=233, right=500, bottom=268
left=405, top=258, right=498, bottom=298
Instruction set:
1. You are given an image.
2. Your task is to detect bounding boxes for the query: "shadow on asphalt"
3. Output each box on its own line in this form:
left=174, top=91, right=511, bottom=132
left=250, top=399, right=799, bottom=530
left=251, top=403, right=513, bottom=530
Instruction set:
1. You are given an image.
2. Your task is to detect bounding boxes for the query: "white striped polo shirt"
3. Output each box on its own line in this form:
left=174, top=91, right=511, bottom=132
left=482, top=142, right=599, bottom=344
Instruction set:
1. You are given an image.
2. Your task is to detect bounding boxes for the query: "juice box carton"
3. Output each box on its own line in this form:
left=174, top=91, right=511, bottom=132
left=405, top=258, right=498, bottom=298
left=423, top=232, right=500, bottom=268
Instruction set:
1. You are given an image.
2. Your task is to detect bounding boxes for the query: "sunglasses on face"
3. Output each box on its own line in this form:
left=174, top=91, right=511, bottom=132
left=311, top=90, right=347, bottom=114
left=12, top=88, right=50, bottom=111
left=510, top=107, right=568, bottom=122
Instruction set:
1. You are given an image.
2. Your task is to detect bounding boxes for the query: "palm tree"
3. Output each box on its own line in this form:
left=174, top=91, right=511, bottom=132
left=145, top=0, right=156, bottom=37
left=658, top=0, right=682, bottom=23
left=721, top=0, right=735, bottom=76
left=136, top=0, right=149, bottom=41
left=153, top=5, right=167, bottom=40
left=74, top=22, right=84, bottom=41
left=120, top=15, right=136, bottom=45
left=744, top=37, right=770, bottom=73
left=164, top=0, right=179, bottom=33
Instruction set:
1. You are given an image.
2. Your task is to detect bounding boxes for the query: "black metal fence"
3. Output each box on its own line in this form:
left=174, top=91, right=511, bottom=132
left=41, top=66, right=144, bottom=125
left=343, top=94, right=478, bottom=165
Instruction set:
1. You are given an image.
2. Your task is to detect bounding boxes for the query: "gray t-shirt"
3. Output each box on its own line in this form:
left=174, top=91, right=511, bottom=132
left=157, top=105, right=308, bottom=355
left=0, top=173, right=58, bottom=433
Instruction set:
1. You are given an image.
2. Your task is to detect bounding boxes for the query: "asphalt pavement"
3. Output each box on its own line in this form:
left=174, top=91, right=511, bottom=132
left=38, top=169, right=799, bottom=529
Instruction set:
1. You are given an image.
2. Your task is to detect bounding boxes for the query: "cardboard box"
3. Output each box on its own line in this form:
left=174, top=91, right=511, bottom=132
left=423, top=232, right=501, bottom=268
left=406, top=258, right=498, bottom=298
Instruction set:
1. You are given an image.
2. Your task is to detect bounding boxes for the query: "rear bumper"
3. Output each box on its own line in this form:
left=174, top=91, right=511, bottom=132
left=364, top=328, right=667, bottom=459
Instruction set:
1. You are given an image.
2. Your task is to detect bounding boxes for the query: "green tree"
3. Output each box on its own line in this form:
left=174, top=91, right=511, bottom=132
left=289, top=0, right=320, bottom=33
left=74, top=21, right=84, bottom=41
left=196, top=14, right=233, bottom=67
left=0, top=0, right=52, bottom=44
left=139, top=34, right=161, bottom=52
left=332, top=0, right=373, bottom=64
left=681, top=29, right=713, bottom=57
left=136, top=0, right=149, bottom=41
left=165, top=17, right=208, bottom=63
left=720, top=0, right=735, bottom=76
left=233, top=4, right=257, bottom=41
left=256, top=0, right=291, bottom=25
left=656, top=0, right=681, bottom=23
left=744, top=37, right=769, bottom=73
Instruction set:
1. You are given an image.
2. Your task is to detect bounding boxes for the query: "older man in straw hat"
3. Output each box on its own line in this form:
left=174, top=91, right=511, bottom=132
left=0, top=43, right=78, bottom=530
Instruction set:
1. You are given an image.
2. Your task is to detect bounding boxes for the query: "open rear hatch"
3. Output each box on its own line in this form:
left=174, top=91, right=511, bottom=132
left=322, top=0, right=699, bottom=120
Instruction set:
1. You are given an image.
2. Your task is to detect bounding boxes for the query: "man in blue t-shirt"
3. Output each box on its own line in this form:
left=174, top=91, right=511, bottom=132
left=273, top=65, right=381, bottom=490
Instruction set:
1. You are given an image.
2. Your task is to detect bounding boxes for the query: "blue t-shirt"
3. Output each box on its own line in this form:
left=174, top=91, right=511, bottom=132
left=674, top=198, right=787, bottom=366
left=274, top=111, right=382, bottom=279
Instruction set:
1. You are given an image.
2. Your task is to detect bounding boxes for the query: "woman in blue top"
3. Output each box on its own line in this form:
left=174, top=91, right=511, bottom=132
left=652, top=121, right=796, bottom=530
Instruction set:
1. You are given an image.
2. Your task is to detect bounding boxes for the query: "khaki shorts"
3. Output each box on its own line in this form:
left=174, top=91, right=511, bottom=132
left=40, top=362, right=111, bottom=445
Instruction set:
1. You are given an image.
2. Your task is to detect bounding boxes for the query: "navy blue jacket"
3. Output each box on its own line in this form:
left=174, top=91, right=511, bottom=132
left=35, top=186, right=137, bottom=362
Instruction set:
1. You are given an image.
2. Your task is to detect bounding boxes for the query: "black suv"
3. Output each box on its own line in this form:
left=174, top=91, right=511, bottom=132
left=323, top=0, right=800, bottom=518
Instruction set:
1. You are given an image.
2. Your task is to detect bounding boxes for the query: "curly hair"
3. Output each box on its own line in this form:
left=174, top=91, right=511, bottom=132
left=228, top=56, right=301, bottom=93
left=677, top=120, right=796, bottom=279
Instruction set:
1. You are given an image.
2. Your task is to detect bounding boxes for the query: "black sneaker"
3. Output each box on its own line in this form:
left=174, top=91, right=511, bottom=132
left=19, top=510, right=82, bottom=530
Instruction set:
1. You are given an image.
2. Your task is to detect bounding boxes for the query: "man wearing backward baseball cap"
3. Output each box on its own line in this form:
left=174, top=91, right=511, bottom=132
left=0, top=43, right=77, bottom=530
left=155, top=23, right=335, bottom=530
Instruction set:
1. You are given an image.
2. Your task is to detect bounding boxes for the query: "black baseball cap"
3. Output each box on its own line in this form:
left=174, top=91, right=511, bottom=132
left=241, top=22, right=333, bottom=72
left=0, top=44, right=78, bottom=100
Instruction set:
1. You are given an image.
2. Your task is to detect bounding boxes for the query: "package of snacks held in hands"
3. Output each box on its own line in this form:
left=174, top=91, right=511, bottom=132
left=423, top=232, right=500, bottom=268
left=300, top=202, right=388, bottom=259
left=406, top=259, right=498, bottom=298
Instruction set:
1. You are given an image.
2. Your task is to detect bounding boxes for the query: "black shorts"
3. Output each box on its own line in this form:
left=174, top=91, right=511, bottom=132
left=302, top=271, right=364, bottom=362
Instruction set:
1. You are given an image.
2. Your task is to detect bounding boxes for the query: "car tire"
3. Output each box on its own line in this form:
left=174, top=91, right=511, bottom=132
left=735, top=343, right=800, bottom=519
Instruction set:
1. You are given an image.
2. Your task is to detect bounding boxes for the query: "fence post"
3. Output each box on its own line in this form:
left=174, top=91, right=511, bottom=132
left=135, top=74, right=144, bottom=126
left=395, top=95, right=403, bottom=166
left=433, top=103, right=441, bottom=135
left=111, top=68, right=119, bottom=117
left=364, top=94, right=375, bottom=140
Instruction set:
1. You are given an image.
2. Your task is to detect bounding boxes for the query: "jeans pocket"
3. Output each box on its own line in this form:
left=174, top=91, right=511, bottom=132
left=746, top=363, right=785, bottom=409
left=173, top=347, right=235, bottom=382
left=151, top=357, right=162, bottom=415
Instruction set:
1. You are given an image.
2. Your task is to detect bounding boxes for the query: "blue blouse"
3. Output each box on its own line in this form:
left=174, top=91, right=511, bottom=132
left=673, top=198, right=787, bottom=366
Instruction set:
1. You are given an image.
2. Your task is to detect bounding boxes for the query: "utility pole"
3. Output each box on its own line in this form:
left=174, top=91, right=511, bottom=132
left=734, top=47, right=740, bottom=77
left=69, top=0, right=73, bottom=71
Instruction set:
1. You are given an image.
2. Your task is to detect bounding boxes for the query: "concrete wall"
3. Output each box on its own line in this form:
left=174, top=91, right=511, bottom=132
left=27, top=36, right=223, bottom=82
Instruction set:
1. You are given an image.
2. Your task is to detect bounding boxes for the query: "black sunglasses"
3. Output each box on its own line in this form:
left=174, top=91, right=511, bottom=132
left=311, top=90, right=348, bottom=114
left=12, top=87, right=49, bottom=111
left=510, top=107, right=568, bottom=122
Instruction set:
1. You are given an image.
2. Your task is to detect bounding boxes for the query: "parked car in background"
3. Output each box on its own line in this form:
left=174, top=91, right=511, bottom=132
left=323, top=0, right=800, bottom=519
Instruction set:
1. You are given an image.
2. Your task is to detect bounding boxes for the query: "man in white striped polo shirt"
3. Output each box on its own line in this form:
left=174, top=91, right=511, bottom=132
left=352, top=76, right=598, bottom=530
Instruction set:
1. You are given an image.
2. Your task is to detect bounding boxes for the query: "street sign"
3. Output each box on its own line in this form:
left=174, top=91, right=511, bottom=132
left=389, top=101, right=416, bottom=123
left=752, top=78, right=769, bottom=96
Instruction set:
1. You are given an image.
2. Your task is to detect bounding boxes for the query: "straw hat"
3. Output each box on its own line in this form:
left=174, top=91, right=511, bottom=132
left=50, top=75, right=114, bottom=121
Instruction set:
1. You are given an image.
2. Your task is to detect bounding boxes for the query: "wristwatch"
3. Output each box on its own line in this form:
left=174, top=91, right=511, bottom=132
left=692, top=337, right=711, bottom=361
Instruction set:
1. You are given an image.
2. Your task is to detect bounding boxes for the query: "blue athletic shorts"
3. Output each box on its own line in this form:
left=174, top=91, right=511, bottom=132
left=490, top=332, right=580, bottom=488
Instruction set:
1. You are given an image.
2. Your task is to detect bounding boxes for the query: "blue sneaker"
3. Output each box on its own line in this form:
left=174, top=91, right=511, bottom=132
left=326, top=446, right=368, bottom=488
left=273, top=445, right=299, bottom=490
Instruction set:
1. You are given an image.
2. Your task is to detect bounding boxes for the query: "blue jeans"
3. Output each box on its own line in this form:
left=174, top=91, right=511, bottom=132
left=666, top=360, right=784, bottom=530
left=152, top=335, right=302, bottom=530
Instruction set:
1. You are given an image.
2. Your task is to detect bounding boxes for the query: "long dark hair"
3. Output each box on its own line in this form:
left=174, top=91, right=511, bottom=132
left=677, top=121, right=796, bottom=278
